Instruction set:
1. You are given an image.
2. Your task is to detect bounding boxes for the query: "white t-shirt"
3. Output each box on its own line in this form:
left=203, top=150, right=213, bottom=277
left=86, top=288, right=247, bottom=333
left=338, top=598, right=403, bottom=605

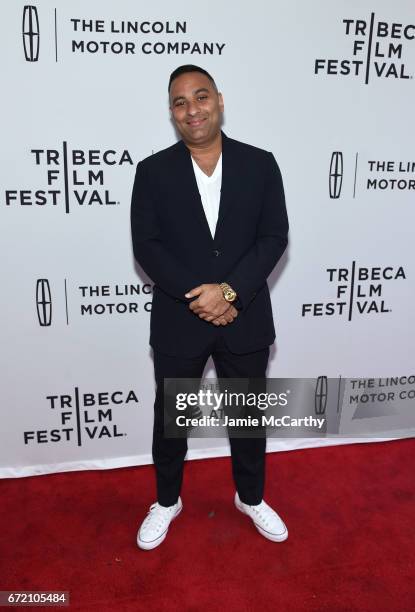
left=191, top=153, right=222, bottom=239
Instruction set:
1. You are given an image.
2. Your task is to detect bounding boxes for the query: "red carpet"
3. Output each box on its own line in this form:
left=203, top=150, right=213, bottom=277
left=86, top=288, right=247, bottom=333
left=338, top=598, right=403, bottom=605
left=1, top=439, right=414, bottom=611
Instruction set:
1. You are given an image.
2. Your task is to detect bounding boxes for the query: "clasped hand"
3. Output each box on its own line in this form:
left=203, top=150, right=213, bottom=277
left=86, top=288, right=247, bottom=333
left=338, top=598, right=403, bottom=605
left=185, top=283, right=238, bottom=326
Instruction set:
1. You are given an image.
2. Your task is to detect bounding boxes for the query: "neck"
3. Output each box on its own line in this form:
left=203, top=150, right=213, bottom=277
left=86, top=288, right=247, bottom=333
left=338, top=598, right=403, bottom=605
left=185, top=131, right=222, bottom=158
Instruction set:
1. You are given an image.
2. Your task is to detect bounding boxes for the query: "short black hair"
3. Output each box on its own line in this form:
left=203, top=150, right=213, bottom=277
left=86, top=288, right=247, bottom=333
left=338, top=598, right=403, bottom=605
left=168, top=64, right=217, bottom=92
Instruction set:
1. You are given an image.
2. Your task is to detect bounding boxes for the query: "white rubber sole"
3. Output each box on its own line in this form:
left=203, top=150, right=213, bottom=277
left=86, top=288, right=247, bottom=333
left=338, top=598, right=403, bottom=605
left=137, top=502, right=183, bottom=551
left=235, top=496, right=288, bottom=542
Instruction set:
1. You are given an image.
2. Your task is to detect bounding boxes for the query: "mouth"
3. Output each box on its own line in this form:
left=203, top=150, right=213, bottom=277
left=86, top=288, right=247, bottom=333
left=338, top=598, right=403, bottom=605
left=187, top=118, right=206, bottom=128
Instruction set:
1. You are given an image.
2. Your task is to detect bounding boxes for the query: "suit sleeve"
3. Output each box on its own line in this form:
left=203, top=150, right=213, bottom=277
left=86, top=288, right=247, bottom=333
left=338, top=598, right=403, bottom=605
left=130, top=161, right=200, bottom=302
left=225, top=152, right=289, bottom=309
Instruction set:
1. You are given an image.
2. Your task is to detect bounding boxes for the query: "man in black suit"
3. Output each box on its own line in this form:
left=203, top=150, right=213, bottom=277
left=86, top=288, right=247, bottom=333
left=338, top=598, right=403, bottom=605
left=131, top=65, right=289, bottom=550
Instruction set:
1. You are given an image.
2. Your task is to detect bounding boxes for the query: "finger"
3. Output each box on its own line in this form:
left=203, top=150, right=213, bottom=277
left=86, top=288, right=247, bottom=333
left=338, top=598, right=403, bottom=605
left=195, top=307, right=216, bottom=316
left=189, top=302, right=205, bottom=312
left=212, top=315, right=227, bottom=325
left=211, top=309, right=232, bottom=324
left=196, top=307, right=213, bottom=315
left=185, top=285, right=204, bottom=299
left=200, top=312, right=220, bottom=321
left=214, top=306, right=230, bottom=318
left=191, top=306, right=208, bottom=316
left=198, top=313, right=211, bottom=320
left=188, top=298, right=199, bottom=309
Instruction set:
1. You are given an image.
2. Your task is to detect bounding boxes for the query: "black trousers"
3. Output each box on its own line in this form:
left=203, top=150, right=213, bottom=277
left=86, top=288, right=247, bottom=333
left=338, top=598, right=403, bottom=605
left=152, top=330, right=270, bottom=507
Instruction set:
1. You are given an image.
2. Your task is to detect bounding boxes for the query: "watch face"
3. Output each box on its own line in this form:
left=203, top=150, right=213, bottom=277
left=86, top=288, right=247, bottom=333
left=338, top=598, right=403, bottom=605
left=221, top=283, right=236, bottom=302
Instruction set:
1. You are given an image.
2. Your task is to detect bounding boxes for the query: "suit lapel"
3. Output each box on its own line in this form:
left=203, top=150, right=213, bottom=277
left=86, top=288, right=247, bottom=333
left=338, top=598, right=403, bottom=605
left=175, top=130, right=238, bottom=244
left=214, top=131, right=238, bottom=240
left=175, top=139, right=214, bottom=244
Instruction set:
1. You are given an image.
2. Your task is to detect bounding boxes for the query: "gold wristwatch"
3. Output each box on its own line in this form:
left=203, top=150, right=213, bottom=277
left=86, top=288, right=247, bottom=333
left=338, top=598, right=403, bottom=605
left=220, top=282, right=237, bottom=303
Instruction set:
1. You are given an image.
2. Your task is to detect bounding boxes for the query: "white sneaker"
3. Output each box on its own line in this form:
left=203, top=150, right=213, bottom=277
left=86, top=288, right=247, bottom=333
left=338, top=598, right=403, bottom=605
left=137, top=498, right=182, bottom=550
left=235, top=492, right=288, bottom=542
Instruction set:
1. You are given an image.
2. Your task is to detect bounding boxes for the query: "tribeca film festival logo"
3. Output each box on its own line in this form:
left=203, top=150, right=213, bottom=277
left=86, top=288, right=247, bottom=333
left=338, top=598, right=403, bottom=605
left=330, top=152, right=415, bottom=199
left=36, top=279, right=153, bottom=326
left=315, top=14, right=414, bottom=83
left=302, top=262, right=406, bottom=319
left=22, top=5, right=225, bottom=60
left=23, top=387, right=138, bottom=446
left=4, top=144, right=132, bottom=213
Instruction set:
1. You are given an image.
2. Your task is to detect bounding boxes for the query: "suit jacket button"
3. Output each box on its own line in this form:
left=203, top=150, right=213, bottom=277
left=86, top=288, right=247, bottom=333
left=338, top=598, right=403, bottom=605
left=213, top=249, right=221, bottom=257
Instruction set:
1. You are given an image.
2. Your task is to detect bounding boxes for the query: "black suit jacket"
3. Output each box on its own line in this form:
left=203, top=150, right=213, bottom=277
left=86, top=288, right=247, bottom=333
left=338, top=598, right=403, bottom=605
left=130, top=131, right=289, bottom=357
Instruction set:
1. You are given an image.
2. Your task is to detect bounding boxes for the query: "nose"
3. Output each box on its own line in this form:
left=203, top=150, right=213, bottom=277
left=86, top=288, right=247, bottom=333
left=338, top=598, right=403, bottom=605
left=186, top=100, right=199, bottom=116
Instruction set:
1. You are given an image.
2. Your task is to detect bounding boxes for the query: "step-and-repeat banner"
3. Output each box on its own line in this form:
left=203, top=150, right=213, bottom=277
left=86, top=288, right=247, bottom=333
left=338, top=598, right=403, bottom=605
left=1, top=0, right=414, bottom=477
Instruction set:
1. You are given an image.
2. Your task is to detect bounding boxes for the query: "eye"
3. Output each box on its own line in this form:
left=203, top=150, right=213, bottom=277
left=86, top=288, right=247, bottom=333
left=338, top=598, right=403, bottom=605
left=174, top=100, right=185, bottom=107
left=197, top=95, right=208, bottom=101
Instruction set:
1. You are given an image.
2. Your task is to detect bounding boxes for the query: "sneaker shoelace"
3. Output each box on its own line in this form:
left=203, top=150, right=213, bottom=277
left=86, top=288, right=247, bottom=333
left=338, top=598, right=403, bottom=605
left=249, top=502, right=276, bottom=528
left=142, top=503, right=175, bottom=531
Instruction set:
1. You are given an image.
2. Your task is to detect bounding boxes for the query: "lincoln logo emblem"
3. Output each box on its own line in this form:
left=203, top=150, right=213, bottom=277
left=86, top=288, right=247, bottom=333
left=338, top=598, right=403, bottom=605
left=329, top=151, right=343, bottom=199
left=315, top=376, right=328, bottom=415
left=22, top=5, right=40, bottom=62
left=36, top=279, right=52, bottom=326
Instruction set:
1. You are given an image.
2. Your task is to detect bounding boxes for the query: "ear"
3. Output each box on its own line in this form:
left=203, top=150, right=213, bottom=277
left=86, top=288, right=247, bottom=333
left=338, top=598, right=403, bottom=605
left=218, top=92, right=224, bottom=112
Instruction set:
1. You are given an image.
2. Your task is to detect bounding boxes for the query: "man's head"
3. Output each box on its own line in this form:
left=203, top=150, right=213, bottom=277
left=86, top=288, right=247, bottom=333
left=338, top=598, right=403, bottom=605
left=168, top=65, right=224, bottom=147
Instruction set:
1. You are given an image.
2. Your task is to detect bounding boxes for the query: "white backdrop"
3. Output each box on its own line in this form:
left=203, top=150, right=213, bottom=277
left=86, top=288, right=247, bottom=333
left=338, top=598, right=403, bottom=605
left=1, top=0, right=414, bottom=477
